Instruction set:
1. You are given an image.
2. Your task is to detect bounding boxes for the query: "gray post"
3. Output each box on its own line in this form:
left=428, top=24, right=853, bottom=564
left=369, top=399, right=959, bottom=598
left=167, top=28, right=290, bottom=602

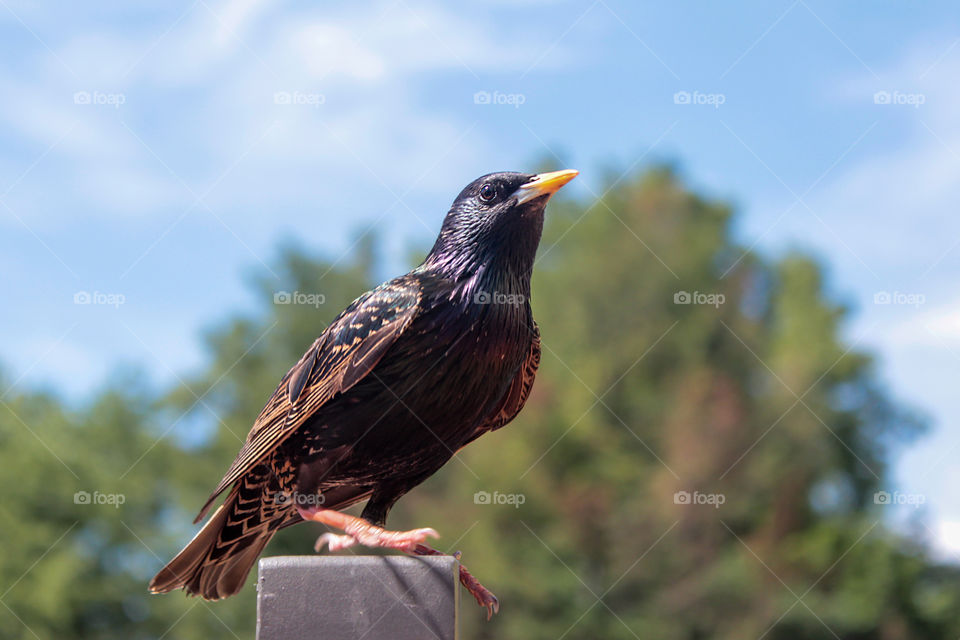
left=257, top=555, right=460, bottom=640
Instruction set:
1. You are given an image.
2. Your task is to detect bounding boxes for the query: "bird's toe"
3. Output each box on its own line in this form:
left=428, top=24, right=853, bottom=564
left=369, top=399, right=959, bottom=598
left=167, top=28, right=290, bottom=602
left=348, top=524, right=439, bottom=552
left=315, top=532, right=358, bottom=553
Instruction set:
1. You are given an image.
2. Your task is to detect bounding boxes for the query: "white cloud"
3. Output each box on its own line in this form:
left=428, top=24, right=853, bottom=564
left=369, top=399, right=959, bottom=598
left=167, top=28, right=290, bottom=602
left=213, top=0, right=272, bottom=48
left=287, top=23, right=386, bottom=80
left=813, top=37, right=960, bottom=566
left=807, top=40, right=960, bottom=278
left=0, top=0, right=568, bottom=228
left=125, top=0, right=567, bottom=85
left=933, top=521, right=960, bottom=563
left=881, top=300, right=960, bottom=349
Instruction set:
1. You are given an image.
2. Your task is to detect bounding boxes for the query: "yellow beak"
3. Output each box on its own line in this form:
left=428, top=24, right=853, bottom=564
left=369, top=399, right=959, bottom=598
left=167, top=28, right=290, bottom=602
left=514, top=169, right=579, bottom=204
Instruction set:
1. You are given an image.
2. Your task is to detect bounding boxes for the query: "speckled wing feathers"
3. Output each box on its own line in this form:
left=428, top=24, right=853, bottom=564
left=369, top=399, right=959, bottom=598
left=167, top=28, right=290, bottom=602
left=194, top=279, right=422, bottom=522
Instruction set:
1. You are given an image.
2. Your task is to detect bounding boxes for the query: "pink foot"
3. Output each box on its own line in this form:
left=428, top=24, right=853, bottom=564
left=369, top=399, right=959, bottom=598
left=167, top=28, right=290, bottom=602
left=297, top=507, right=440, bottom=554
left=344, top=521, right=438, bottom=552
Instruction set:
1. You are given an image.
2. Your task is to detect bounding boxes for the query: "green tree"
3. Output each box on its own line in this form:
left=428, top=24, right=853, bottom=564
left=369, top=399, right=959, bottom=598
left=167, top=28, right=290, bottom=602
left=0, top=374, right=199, bottom=639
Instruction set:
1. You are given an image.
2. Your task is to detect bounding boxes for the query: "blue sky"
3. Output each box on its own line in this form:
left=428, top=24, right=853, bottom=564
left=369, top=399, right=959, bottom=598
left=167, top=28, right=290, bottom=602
left=2, top=1, right=959, bottom=553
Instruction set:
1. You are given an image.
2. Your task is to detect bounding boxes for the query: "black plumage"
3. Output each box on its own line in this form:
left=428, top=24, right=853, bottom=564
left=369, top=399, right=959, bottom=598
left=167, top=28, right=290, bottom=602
left=149, top=169, right=578, bottom=614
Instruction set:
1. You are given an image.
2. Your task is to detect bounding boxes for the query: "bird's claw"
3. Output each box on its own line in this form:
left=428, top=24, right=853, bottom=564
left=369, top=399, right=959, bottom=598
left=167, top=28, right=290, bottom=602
left=459, top=565, right=499, bottom=619
left=314, top=532, right=357, bottom=553
left=412, top=544, right=499, bottom=619
left=478, top=591, right=500, bottom=620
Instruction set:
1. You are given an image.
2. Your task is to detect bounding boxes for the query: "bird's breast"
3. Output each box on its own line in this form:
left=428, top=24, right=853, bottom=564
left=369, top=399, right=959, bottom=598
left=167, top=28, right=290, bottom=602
left=351, top=300, right=530, bottom=454
left=293, top=286, right=533, bottom=485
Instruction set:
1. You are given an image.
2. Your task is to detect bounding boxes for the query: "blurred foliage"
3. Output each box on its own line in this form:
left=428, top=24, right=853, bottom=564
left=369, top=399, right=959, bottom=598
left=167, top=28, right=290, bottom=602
left=0, top=167, right=957, bottom=639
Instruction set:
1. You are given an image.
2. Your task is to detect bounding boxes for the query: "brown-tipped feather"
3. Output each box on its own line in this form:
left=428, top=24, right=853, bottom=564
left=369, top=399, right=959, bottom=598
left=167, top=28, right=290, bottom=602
left=151, top=474, right=373, bottom=599
left=149, top=500, right=244, bottom=599
left=150, top=474, right=291, bottom=600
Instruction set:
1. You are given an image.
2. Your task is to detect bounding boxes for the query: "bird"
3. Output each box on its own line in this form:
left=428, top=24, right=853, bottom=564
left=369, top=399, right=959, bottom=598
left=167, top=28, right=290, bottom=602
left=149, top=169, right=578, bottom=617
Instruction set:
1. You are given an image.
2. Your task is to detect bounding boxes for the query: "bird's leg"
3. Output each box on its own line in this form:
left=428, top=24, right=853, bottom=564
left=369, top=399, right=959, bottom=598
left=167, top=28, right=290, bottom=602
left=298, top=506, right=498, bottom=618
left=412, top=543, right=499, bottom=619
left=298, top=507, right=438, bottom=553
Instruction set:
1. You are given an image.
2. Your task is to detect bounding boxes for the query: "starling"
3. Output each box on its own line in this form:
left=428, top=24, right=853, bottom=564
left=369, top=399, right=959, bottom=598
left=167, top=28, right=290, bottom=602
left=149, top=169, right=579, bottom=617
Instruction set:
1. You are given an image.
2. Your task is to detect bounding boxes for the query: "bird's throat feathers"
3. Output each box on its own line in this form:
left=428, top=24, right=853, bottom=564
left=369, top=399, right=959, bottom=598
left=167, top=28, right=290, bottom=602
left=421, top=205, right=544, bottom=297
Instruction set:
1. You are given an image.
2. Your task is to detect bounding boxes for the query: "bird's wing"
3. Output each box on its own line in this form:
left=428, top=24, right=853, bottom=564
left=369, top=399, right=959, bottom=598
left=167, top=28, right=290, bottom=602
left=462, top=322, right=541, bottom=447
left=195, top=278, right=422, bottom=522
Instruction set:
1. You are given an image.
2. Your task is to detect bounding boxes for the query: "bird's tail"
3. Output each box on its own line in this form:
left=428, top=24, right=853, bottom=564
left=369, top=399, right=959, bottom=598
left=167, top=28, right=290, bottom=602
left=149, top=472, right=295, bottom=600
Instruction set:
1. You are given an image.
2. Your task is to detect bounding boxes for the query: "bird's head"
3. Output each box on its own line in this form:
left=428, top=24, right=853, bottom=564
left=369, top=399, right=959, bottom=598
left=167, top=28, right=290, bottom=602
left=423, top=170, right=578, bottom=281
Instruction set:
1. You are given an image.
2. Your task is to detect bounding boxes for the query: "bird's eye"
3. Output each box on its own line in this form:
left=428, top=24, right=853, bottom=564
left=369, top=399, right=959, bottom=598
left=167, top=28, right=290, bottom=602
left=478, top=183, right=496, bottom=203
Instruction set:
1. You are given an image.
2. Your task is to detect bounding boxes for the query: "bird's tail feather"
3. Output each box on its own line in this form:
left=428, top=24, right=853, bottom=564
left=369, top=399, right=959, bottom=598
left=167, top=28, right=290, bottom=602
left=149, top=473, right=293, bottom=600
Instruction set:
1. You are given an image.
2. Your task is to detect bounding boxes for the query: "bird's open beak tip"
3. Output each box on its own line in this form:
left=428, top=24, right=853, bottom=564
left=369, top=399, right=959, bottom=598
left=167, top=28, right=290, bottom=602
left=515, top=169, right=579, bottom=204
